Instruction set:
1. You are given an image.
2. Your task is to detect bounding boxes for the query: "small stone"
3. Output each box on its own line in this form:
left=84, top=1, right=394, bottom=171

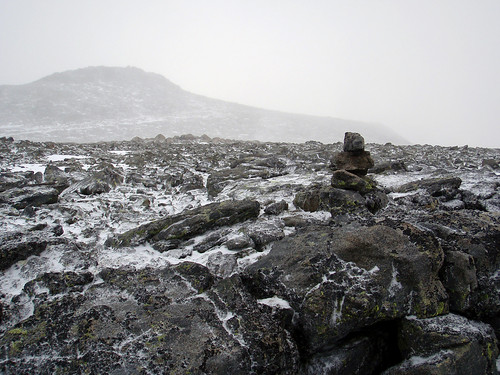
left=225, top=233, right=254, bottom=250
left=264, top=200, right=289, bottom=215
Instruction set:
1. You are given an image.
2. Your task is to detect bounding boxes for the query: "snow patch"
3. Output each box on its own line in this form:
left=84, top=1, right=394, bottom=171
left=257, top=296, right=292, bottom=310
left=11, top=163, right=45, bottom=174
left=388, top=263, right=403, bottom=297
left=330, top=295, right=346, bottom=325
left=46, top=154, right=88, bottom=162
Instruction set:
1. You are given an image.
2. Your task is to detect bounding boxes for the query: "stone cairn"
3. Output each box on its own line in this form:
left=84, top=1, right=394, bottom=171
left=331, top=132, right=376, bottom=194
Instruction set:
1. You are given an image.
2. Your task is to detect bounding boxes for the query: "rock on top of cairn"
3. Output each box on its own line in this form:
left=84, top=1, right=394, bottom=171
left=333, top=132, right=374, bottom=176
left=343, top=132, right=365, bottom=153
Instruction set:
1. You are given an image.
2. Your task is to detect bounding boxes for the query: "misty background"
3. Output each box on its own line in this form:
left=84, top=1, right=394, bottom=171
left=0, top=0, right=499, bottom=147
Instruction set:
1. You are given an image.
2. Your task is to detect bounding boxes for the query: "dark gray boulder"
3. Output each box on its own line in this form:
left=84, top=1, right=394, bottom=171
left=369, top=160, right=408, bottom=174
left=24, top=271, right=94, bottom=296
left=225, top=233, right=255, bottom=250
left=106, top=199, right=260, bottom=248
left=0, top=184, right=63, bottom=209
left=192, top=228, right=231, bottom=253
left=331, top=169, right=376, bottom=195
left=264, top=200, right=289, bottom=215
left=304, top=322, right=401, bottom=375
left=80, top=165, right=124, bottom=195
left=164, top=168, right=204, bottom=192
left=0, top=171, right=41, bottom=192
left=383, top=314, right=499, bottom=375
left=333, top=151, right=375, bottom=176
left=396, top=176, right=462, bottom=198
left=364, top=190, right=389, bottom=213
left=425, top=210, right=500, bottom=320
left=0, top=232, right=49, bottom=271
left=244, top=224, right=448, bottom=355
left=206, top=167, right=271, bottom=197
left=0, top=227, right=69, bottom=271
left=482, top=159, right=499, bottom=169
left=43, top=164, right=68, bottom=184
left=293, top=185, right=368, bottom=215
left=244, top=221, right=286, bottom=250
left=256, top=156, right=287, bottom=169
left=440, top=250, right=478, bottom=312
left=62, top=163, right=124, bottom=196
left=343, top=132, right=365, bottom=153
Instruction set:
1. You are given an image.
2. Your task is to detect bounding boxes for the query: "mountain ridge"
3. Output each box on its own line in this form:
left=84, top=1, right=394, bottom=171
left=0, top=66, right=409, bottom=144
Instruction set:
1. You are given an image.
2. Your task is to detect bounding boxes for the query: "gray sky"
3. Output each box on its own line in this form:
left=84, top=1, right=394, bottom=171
left=1, top=0, right=499, bottom=147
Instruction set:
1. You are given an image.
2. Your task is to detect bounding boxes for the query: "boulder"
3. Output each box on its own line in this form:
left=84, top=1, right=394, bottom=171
left=0, top=229, right=68, bottom=271
left=256, top=156, right=287, bottom=169
left=192, top=228, right=230, bottom=253
left=24, top=271, right=94, bottom=296
left=369, top=160, right=408, bottom=174
left=164, top=168, right=204, bottom=192
left=244, top=221, right=286, bottom=250
left=364, top=190, right=389, bottom=213
left=79, top=165, right=123, bottom=195
left=343, top=132, right=365, bottom=153
left=264, top=200, right=289, bottom=215
left=440, top=250, right=478, bottom=312
left=482, top=159, right=499, bottom=169
left=395, top=176, right=462, bottom=198
left=331, top=169, right=376, bottom=195
left=206, top=167, right=271, bottom=197
left=62, top=163, right=124, bottom=196
left=0, top=232, right=49, bottom=271
left=225, top=233, right=255, bottom=250
left=44, top=164, right=68, bottom=184
left=0, top=184, right=63, bottom=209
left=293, top=185, right=368, bottom=215
left=244, top=224, right=448, bottom=354
left=333, top=151, right=375, bottom=176
left=106, top=199, right=260, bottom=248
left=383, top=314, right=499, bottom=375
left=424, top=210, right=500, bottom=320
left=0, top=171, right=41, bottom=192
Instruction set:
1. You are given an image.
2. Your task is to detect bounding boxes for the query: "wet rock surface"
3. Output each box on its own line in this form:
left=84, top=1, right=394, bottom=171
left=0, top=134, right=499, bottom=374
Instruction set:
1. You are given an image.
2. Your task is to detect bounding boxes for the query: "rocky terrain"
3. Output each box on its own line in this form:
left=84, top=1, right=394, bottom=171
left=0, top=66, right=408, bottom=145
left=0, top=133, right=498, bottom=374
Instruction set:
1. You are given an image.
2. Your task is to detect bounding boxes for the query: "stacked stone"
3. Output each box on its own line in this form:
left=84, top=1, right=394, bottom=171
left=333, top=132, right=374, bottom=176
left=331, top=132, right=376, bottom=194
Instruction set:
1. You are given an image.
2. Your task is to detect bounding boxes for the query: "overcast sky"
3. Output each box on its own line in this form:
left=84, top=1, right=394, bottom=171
left=1, top=0, right=499, bottom=147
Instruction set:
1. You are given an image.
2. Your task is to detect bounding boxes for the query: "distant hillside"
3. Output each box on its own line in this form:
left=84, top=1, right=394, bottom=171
left=0, top=66, right=408, bottom=144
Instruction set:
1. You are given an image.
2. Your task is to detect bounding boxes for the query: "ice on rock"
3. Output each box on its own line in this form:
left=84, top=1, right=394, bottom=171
left=0, top=135, right=499, bottom=373
left=257, top=296, right=292, bottom=310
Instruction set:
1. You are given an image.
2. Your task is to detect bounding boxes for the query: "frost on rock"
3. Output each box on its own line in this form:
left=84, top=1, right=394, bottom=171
left=257, top=296, right=292, bottom=310
left=386, top=314, right=500, bottom=375
left=0, top=136, right=499, bottom=374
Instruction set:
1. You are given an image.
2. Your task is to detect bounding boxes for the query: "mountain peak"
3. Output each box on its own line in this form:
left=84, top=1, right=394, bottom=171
left=0, top=67, right=408, bottom=144
left=34, top=66, right=181, bottom=90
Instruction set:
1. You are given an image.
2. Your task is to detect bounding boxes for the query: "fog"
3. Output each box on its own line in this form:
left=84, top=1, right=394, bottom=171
left=1, top=0, right=499, bottom=147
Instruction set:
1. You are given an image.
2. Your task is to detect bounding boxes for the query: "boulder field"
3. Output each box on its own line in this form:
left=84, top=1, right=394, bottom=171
left=0, top=134, right=499, bottom=374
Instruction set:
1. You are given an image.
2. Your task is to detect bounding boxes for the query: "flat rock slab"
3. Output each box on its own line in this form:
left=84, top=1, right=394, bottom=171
left=0, top=185, right=63, bottom=209
left=106, top=199, right=260, bottom=248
